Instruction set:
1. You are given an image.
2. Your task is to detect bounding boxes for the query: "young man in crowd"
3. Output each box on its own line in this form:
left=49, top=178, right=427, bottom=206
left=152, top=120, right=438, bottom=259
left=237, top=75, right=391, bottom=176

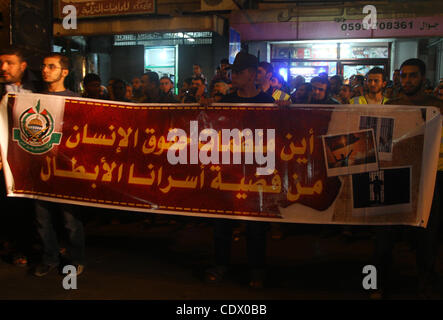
left=338, top=84, right=352, bottom=104
left=350, top=67, right=389, bottom=105
left=309, top=76, right=339, bottom=104
left=256, top=62, right=290, bottom=101
left=189, top=76, right=207, bottom=103
left=374, top=58, right=443, bottom=299
left=0, top=47, right=39, bottom=267
left=34, top=53, right=86, bottom=277
left=205, top=51, right=274, bottom=289
left=291, top=82, right=312, bottom=104
left=209, top=58, right=231, bottom=93
left=159, top=76, right=178, bottom=103
left=141, top=71, right=161, bottom=103
left=112, top=79, right=131, bottom=102
left=192, top=63, right=207, bottom=86
left=131, top=76, right=144, bottom=102
left=329, top=75, right=343, bottom=103
left=82, top=73, right=107, bottom=99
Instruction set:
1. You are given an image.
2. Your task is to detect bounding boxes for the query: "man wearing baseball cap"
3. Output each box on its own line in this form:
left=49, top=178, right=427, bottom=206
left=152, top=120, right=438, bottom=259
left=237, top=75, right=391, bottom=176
left=221, top=51, right=275, bottom=103
left=205, top=51, right=273, bottom=289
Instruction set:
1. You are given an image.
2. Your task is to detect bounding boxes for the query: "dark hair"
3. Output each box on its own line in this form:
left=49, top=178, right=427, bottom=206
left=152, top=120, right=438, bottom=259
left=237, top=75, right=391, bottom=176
left=271, top=72, right=284, bottom=84
left=0, top=46, right=26, bottom=62
left=352, top=75, right=365, bottom=86
left=44, top=53, right=70, bottom=70
left=298, top=82, right=312, bottom=91
left=366, top=67, right=386, bottom=81
left=143, top=71, right=159, bottom=87
left=220, top=58, right=229, bottom=65
left=112, top=79, right=126, bottom=88
left=160, top=76, right=173, bottom=85
left=330, top=75, right=343, bottom=85
left=310, top=76, right=329, bottom=86
left=400, top=58, right=426, bottom=76
left=83, top=73, right=101, bottom=85
left=193, top=63, right=201, bottom=68
left=258, top=61, right=273, bottom=74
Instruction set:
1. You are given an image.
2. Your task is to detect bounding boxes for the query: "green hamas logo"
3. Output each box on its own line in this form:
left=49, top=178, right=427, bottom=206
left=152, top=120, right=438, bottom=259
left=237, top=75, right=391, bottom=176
left=13, top=100, right=62, bottom=154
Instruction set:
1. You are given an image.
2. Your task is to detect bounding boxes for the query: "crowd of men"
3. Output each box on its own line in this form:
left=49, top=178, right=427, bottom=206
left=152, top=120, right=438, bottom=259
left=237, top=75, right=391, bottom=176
left=1, top=46, right=443, bottom=299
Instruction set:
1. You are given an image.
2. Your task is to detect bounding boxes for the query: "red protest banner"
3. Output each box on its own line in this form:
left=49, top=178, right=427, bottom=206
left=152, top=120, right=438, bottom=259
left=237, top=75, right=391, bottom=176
left=1, top=93, right=440, bottom=226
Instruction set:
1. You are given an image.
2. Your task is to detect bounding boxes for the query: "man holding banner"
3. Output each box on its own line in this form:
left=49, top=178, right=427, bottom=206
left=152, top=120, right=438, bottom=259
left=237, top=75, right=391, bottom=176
left=374, top=58, right=443, bottom=298
left=204, top=51, right=274, bottom=289
left=33, top=53, right=85, bottom=277
left=0, top=47, right=39, bottom=268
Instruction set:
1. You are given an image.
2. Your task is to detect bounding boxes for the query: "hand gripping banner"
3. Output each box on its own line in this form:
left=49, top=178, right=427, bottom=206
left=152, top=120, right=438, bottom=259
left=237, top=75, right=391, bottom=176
left=0, top=93, right=440, bottom=227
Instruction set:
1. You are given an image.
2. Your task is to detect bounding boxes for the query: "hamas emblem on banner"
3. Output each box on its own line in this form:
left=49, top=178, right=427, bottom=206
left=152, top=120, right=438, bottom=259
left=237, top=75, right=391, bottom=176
left=13, top=100, right=62, bottom=154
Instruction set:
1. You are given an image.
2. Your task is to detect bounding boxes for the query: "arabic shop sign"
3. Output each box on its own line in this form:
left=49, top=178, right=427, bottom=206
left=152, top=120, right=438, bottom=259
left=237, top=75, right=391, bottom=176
left=0, top=93, right=440, bottom=227
left=59, top=0, right=155, bottom=18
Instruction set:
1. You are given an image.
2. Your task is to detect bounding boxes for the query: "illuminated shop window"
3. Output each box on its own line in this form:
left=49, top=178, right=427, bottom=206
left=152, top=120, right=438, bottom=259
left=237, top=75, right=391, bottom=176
left=340, top=43, right=389, bottom=59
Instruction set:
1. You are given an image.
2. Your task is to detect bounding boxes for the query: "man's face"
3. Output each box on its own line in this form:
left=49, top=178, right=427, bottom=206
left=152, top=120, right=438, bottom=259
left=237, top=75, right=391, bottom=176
left=113, top=82, right=126, bottom=99
left=85, top=80, right=101, bottom=98
left=41, top=57, right=66, bottom=84
left=256, top=67, right=268, bottom=85
left=311, top=82, right=327, bottom=101
left=132, top=77, right=141, bottom=90
left=193, top=65, right=201, bottom=75
left=232, top=68, right=254, bottom=90
left=339, top=86, right=351, bottom=100
left=295, top=85, right=308, bottom=99
left=400, top=65, right=424, bottom=96
left=366, top=74, right=385, bottom=94
left=160, top=78, right=173, bottom=94
left=141, top=75, right=152, bottom=92
left=270, top=77, right=281, bottom=89
left=0, top=54, right=26, bottom=84
left=329, top=78, right=341, bottom=95
left=191, top=79, right=205, bottom=96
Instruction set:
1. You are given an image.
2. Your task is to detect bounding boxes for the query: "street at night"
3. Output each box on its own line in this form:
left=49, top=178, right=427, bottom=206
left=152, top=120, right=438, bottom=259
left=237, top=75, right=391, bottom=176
left=1, top=212, right=442, bottom=300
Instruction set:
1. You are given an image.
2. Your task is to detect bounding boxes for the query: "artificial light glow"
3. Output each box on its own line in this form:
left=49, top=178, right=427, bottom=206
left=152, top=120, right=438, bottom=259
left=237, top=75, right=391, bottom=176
left=279, top=68, right=288, bottom=82
left=290, top=67, right=315, bottom=74
left=159, top=49, right=168, bottom=60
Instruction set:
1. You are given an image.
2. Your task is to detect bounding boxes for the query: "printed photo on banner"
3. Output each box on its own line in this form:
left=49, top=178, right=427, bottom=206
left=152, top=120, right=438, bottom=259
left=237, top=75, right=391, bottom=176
left=359, top=116, right=395, bottom=161
left=322, top=129, right=378, bottom=177
left=351, top=166, right=412, bottom=217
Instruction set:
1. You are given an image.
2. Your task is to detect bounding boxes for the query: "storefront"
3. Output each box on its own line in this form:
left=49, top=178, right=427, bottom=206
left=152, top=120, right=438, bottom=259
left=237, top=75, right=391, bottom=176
left=230, top=3, right=443, bottom=85
left=52, top=1, right=228, bottom=91
left=269, top=39, right=390, bottom=82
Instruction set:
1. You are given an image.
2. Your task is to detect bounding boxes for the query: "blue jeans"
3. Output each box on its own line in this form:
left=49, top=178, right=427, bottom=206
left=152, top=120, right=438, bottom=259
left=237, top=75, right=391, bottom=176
left=35, top=200, right=85, bottom=266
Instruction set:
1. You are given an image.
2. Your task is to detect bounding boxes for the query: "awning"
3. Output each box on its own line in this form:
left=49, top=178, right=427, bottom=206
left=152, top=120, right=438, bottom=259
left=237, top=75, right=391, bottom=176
left=54, top=15, right=225, bottom=37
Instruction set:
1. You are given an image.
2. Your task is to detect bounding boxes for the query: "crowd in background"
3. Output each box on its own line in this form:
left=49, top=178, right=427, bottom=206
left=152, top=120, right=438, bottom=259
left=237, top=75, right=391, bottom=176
left=78, top=58, right=443, bottom=106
